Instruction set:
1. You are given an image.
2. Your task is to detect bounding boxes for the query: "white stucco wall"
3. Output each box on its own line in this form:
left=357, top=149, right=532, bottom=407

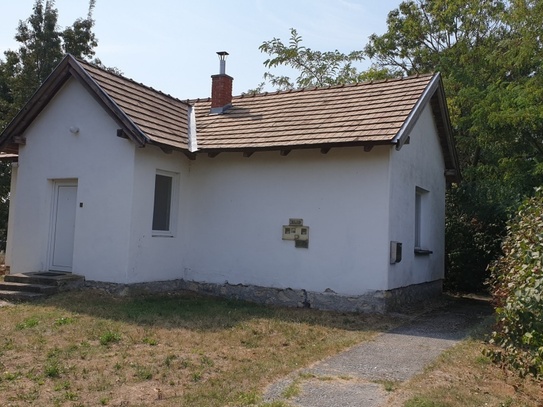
left=387, top=104, right=447, bottom=289
left=182, top=148, right=392, bottom=295
left=126, top=146, right=190, bottom=283
left=6, top=78, right=448, bottom=296
left=8, top=78, right=136, bottom=282
left=112, top=145, right=394, bottom=292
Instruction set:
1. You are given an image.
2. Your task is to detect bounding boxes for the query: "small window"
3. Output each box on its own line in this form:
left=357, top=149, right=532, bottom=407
left=415, top=187, right=428, bottom=249
left=152, top=171, right=177, bottom=235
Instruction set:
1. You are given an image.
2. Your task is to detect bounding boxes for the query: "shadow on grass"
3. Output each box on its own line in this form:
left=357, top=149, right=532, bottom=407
left=17, top=289, right=494, bottom=339
left=30, top=289, right=399, bottom=333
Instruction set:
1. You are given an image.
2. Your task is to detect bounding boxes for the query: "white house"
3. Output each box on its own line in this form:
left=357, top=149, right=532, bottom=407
left=0, top=54, right=459, bottom=312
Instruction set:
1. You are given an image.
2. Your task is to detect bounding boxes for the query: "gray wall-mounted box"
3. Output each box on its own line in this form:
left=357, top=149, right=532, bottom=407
left=390, top=241, right=402, bottom=264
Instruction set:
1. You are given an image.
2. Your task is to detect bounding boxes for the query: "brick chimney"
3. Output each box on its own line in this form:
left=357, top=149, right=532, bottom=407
left=210, top=51, right=233, bottom=114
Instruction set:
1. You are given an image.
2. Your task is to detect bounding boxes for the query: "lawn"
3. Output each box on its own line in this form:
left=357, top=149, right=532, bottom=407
left=387, top=318, right=543, bottom=407
left=2, top=290, right=541, bottom=407
left=0, top=289, right=398, bottom=406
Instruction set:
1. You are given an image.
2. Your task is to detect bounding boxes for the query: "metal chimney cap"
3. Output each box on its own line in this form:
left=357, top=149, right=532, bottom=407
left=217, top=51, right=229, bottom=59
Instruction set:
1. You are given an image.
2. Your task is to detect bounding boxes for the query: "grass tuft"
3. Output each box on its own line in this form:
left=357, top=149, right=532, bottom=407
left=99, top=330, right=121, bottom=346
left=54, top=316, right=75, bottom=326
left=16, top=316, right=39, bottom=329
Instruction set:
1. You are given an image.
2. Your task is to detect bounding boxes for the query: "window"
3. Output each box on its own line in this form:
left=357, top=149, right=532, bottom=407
left=152, top=171, right=177, bottom=236
left=415, top=187, right=432, bottom=255
left=415, top=188, right=423, bottom=249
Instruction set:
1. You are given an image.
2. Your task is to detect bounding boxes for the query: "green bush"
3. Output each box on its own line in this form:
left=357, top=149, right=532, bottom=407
left=445, top=183, right=509, bottom=292
left=487, top=190, right=543, bottom=379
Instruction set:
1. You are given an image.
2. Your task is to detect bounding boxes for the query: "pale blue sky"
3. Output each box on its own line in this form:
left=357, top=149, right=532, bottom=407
left=0, top=0, right=403, bottom=99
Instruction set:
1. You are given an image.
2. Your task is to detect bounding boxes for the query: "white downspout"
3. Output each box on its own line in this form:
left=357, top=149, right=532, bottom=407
left=188, top=105, right=198, bottom=153
left=5, top=162, right=18, bottom=269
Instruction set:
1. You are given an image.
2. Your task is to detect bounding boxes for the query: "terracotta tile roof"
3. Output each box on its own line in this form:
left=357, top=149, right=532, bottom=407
left=79, top=60, right=190, bottom=150
left=192, top=75, right=434, bottom=150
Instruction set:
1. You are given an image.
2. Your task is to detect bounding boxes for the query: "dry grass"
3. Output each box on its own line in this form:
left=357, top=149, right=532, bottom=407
left=386, top=318, right=543, bottom=407
left=0, top=289, right=399, bottom=406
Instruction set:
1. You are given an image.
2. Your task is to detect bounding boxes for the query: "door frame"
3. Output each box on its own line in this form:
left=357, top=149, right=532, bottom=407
left=48, top=179, right=78, bottom=272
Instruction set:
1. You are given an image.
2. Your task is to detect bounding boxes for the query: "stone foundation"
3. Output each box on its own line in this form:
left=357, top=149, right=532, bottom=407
left=84, top=278, right=443, bottom=314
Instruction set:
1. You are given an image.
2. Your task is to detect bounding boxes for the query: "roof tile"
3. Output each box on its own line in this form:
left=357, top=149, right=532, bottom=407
left=79, top=60, right=190, bottom=149
left=192, top=75, right=434, bottom=150
left=76, top=59, right=434, bottom=152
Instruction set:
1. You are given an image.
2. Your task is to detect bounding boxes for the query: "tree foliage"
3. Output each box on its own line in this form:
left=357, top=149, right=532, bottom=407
left=258, top=28, right=394, bottom=90
left=0, top=0, right=98, bottom=249
left=487, top=191, right=543, bottom=379
left=365, top=0, right=543, bottom=290
left=1, top=0, right=97, bottom=117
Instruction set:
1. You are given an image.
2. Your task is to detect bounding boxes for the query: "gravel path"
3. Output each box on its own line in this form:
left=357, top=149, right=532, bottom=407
left=264, top=296, right=492, bottom=407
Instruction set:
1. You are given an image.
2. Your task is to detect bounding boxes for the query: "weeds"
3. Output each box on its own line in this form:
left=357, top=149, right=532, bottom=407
left=281, top=381, right=301, bottom=399
left=16, top=316, right=39, bottom=329
left=134, top=364, right=153, bottom=380
left=0, top=290, right=394, bottom=406
left=99, top=331, right=121, bottom=346
left=54, top=316, right=74, bottom=326
left=400, top=337, right=542, bottom=407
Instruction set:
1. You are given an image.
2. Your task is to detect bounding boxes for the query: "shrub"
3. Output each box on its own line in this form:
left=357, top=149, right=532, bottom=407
left=487, top=190, right=543, bottom=379
left=445, top=183, right=509, bottom=292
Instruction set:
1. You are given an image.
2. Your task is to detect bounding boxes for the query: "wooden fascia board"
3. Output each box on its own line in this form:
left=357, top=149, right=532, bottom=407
left=392, top=73, right=461, bottom=182
left=67, top=59, right=148, bottom=147
left=392, top=74, right=441, bottom=151
left=195, top=140, right=393, bottom=155
left=0, top=56, right=73, bottom=148
left=434, top=79, right=461, bottom=182
left=1, top=144, right=19, bottom=154
left=0, top=153, right=19, bottom=162
left=0, top=54, right=149, bottom=150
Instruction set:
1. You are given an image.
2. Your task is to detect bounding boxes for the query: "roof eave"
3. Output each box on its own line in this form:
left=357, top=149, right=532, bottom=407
left=195, top=139, right=393, bottom=154
left=0, top=55, right=73, bottom=148
left=434, top=76, right=462, bottom=183
left=392, top=74, right=441, bottom=150
left=392, top=73, right=461, bottom=183
left=67, top=57, right=148, bottom=147
left=0, top=55, right=149, bottom=150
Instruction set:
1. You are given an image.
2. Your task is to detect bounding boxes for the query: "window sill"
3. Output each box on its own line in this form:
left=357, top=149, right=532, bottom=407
left=152, top=233, right=175, bottom=238
left=414, top=248, right=433, bottom=256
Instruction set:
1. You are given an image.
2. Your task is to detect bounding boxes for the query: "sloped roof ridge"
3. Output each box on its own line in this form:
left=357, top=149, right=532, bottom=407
left=76, top=57, right=190, bottom=106
left=183, top=73, right=434, bottom=104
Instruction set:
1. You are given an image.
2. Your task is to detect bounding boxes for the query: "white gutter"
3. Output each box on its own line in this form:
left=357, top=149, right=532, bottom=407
left=188, top=105, right=198, bottom=153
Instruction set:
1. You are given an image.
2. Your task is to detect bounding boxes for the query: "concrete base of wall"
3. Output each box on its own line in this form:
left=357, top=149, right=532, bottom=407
left=85, top=278, right=443, bottom=314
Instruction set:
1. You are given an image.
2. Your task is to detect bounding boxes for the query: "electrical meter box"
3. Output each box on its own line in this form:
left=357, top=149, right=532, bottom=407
left=282, top=219, right=309, bottom=248
left=282, top=225, right=309, bottom=241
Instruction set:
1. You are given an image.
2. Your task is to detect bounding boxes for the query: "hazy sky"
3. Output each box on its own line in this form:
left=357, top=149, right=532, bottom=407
left=0, top=0, right=403, bottom=99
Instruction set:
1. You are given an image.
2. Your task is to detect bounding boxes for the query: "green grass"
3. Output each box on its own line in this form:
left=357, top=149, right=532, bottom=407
left=398, top=319, right=542, bottom=407
left=0, top=289, right=393, bottom=406
left=99, top=330, right=121, bottom=345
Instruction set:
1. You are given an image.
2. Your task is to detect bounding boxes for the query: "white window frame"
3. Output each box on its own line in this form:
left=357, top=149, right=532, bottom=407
left=152, top=170, right=179, bottom=237
left=414, top=186, right=428, bottom=250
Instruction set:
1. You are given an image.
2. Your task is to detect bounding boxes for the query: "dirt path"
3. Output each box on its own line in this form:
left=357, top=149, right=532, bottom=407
left=264, top=296, right=492, bottom=407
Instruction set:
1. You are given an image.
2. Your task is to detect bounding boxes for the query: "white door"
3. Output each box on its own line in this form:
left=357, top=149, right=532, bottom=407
left=50, top=181, right=78, bottom=272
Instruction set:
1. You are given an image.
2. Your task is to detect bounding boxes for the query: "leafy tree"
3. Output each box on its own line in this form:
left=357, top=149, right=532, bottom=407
left=365, top=0, right=543, bottom=290
left=487, top=190, right=543, bottom=379
left=2, top=0, right=97, bottom=113
left=0, top=0, right=98, bottom=250
left=258, top=28, right=394, bottom=91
